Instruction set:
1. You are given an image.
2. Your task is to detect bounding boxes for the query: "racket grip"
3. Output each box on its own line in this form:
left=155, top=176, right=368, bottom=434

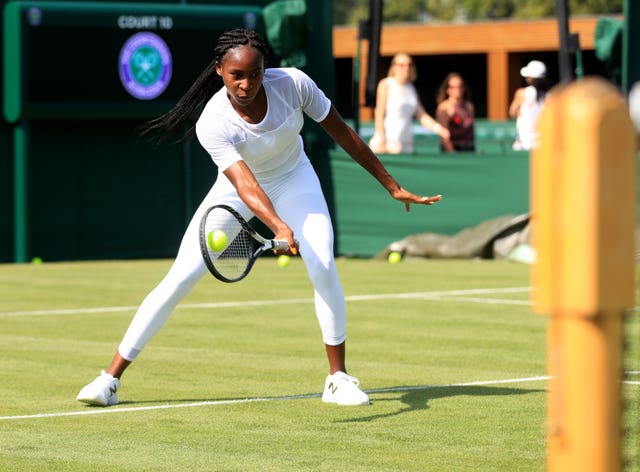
left=271, top=239, right=290, bottom=251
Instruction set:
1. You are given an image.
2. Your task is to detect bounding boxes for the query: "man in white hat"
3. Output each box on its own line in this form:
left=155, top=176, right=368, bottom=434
left=509, top=60, right=551, bottom=151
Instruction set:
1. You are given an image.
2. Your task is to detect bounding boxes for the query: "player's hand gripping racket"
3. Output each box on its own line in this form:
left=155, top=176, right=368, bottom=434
left=199, top=204, right=290, bottom=283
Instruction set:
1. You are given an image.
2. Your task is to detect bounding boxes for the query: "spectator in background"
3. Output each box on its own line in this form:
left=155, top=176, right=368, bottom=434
left=369, top=53, right=450, bottom=154
left=436, top=72, right=476, bottom=152
left=629, top=81, right=640, bottom=135
left=509, top=60, right=550, bottom=151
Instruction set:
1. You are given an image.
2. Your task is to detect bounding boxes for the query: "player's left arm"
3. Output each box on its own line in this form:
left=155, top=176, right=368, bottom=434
left=319, top=106, right=442, bottom=212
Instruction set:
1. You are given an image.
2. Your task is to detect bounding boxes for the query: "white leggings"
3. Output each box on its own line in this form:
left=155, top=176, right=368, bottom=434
left=118, top=161, right=346, bottom=361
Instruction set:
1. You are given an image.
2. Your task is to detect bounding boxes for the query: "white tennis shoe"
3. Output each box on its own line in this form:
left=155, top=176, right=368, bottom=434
left=76, top=370, right=120, bottom=406
left=322, top=371, right=370, bottom=406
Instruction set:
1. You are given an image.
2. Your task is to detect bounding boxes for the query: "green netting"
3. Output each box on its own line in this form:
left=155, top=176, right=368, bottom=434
left=594, top=16, right=623, bottom=83
left=595, top=16, right=623, bottom=62
left=263, top=0, right=307, bottom=67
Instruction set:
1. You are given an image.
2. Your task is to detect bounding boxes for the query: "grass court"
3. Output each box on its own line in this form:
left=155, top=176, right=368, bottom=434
left=1, top=257, right=638, bottom=471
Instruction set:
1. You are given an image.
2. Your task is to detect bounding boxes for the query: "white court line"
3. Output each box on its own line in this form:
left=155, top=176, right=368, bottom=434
left=626, top=371, right=640, bottom=385
left=0, top=375, right=550, bottom=421
left=427, top=296, right=530, bottom=306
left=0, top=287, right=532, bottom=317
left=2, top=286, right=637, bottom=317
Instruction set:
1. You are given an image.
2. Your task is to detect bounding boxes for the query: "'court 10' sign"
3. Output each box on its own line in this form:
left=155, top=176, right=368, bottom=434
left=3, top=1, right=264, bottom=122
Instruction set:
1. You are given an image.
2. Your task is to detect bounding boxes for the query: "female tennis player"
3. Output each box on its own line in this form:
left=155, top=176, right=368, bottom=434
left=77, top=28, right=442, bottom=407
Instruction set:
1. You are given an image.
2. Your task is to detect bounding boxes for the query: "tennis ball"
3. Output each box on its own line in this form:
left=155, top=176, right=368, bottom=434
left=387, top=251, right=402, bottom=264
left=207, top=230, right=228, bottom=252
left=31, top=256, right=43, bottom=265
left=277, top=254, right=290, bottom=268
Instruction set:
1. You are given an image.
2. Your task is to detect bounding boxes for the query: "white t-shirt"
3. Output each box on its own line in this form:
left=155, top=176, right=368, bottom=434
left=382, top=77, right=418, bottom=152
left=196, top=68, right=331, bottom=181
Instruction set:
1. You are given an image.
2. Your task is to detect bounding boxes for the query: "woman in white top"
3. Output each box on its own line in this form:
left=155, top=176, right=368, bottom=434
left=509, top=60, right=550, bottom=151
left=76, top=29, right=442, bottom=407
left=369, top=53, right=449, bottom=154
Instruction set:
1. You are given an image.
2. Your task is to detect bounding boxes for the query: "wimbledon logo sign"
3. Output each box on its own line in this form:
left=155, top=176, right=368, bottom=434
left=119, top=32, right=172, bottom=100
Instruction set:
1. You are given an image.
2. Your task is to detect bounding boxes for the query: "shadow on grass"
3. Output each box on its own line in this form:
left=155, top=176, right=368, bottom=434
left=73, top=385, right=544, bottom=420
left=336, top=384, right=545, bottom=423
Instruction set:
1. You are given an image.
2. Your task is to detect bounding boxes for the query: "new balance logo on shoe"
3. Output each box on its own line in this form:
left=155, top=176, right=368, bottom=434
left=76, top=371, right=120, bottom=406
left=322, top=372, right=370, bottom=406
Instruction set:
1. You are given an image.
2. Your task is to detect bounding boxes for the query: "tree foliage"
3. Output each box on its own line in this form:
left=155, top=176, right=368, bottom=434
left=333, top=0, right=623, bottom=25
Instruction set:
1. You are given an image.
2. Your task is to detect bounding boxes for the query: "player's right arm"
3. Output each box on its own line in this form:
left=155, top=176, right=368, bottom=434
left=223, top=161, right=298, bottom=254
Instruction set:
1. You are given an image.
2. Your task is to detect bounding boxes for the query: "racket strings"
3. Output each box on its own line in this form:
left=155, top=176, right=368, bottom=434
left=203, top=208, right=254, bottom=281
left=215, top=230, right=254, bottom=279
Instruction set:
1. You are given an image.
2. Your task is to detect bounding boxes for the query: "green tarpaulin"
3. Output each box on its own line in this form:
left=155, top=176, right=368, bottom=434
left=327, top=149, right=531, bottom=257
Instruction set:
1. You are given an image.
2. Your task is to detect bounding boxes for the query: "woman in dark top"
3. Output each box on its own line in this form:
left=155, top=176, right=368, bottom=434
left=436, top=73, right=476, bottom=152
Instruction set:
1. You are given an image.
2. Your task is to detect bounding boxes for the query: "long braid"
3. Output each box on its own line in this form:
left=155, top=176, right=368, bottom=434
left=141, top=28, right=270, bottom=143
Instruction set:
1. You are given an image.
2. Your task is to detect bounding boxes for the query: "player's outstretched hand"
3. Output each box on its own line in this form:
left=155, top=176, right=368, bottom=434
left=390, top=188, right=442, bottom=212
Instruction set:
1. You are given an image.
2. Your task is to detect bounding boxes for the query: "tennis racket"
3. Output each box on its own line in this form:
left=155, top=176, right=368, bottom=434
left=199, top=204, right=290, bottom=283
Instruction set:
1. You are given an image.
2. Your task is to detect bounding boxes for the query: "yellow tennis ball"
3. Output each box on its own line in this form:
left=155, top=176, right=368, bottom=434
left=207, top=230, right=228, bottom=252
left=388, top=251, right=402, bottom=264
left=277, top=254, right=290, bottom=268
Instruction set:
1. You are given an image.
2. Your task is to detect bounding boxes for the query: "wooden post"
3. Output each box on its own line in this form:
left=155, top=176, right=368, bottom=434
left=531, top=77, right=636, bottom=472
left=487, top=50, right=509, bottom=121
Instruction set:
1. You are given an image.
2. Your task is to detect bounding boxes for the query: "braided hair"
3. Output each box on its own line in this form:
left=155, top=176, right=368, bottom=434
left=141, top=28, right=270, bottom=142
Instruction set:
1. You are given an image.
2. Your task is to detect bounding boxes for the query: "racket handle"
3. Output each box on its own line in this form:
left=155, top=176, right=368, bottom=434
left=271, top=239, right=290, bottom=251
